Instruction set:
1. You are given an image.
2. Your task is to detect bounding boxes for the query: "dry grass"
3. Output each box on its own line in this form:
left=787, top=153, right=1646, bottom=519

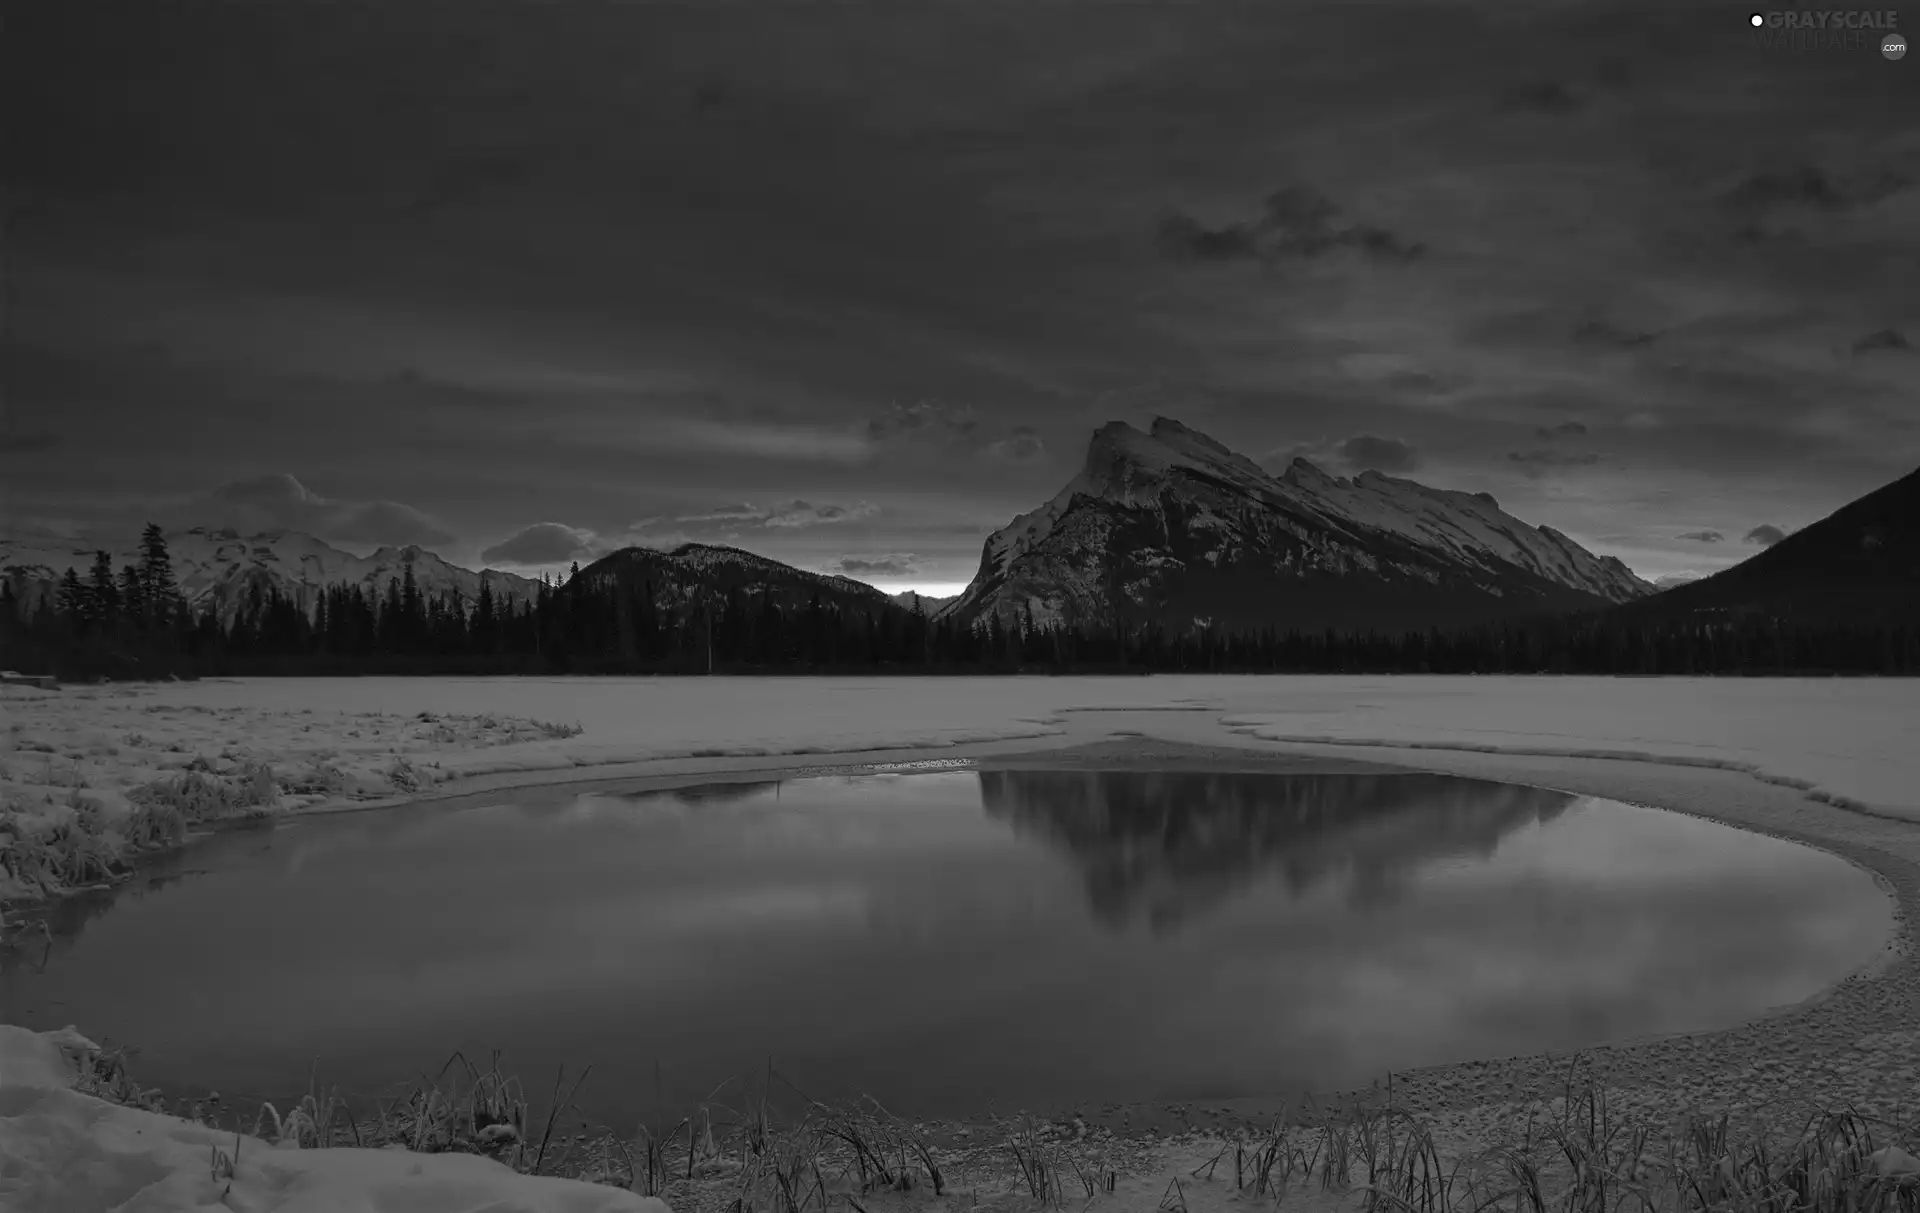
left=126, top=760, right=279, bottom=824
left=52, top=1042, right=1920, bottom=1213
left=0, top=794, right=129, bottom=903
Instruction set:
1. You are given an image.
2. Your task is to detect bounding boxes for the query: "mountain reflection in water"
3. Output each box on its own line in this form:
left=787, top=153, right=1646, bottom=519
left=2, top=767, right=1887, bottom=1128
left=979, top=770, right=1572, bottom=930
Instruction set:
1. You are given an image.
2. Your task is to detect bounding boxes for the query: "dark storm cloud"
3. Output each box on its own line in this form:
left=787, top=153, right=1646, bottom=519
left=830, top=553, right=922, bottom=579
left=1722, top=163, right=1914, bottom=243
left=637, top=500, right=878, bottom=533
left=1676, top=530, right=1724, bottom=543
left=1744, top=525, right=1789, bottom=547
left=1500, top=81, right=1584, bottom=114
left=1852, top=329, right=1911, bottom=356
left=0, top=432, right=62, bottom=454
left=982, top=428, right=1048, bottom=463
left=1722, top=165, right=1909, bottom=218
left=480, top=523, right=600, bottom=566
left=10, top=0, right=1919, bottom=589
left=1571, top=321, right=1657, bottom=349
left=1156, top=186, right=1425, bottom=266
left=1534, top=422, right=1589, bottom=440
left=1340, top=435, right=1422, bottom=474
left=1506, top=450, right=1602, bottom=480
left=865, top=402, right=981, bottom=446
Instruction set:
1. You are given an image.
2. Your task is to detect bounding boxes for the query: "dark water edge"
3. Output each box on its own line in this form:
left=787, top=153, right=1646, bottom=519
left=1, top=768, right=1891, bottom=1130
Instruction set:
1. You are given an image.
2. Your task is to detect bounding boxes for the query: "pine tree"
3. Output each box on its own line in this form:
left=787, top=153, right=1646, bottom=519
left=400, top=559, right=422, bottom=650
left=57, top=567, right=88, bottom=632
left=137, top=523, right=180, bottom=624
left=474, top=579, right=496, bottom=653
left=88, top=551, right=119, bottom=627
left=116, top=565, right=145, bottom=630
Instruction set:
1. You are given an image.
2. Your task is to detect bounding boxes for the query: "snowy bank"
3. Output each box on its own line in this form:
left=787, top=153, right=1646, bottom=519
left=0, top=1023, right=670, bottom=1213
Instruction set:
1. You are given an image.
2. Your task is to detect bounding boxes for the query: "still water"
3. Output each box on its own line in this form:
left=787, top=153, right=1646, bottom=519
left=2, top=769, right=1890, bottom=1125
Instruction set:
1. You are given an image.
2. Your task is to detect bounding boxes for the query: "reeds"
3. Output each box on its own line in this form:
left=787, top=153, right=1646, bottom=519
left=126, top=761, right=279, bottom=825
left=58, top=1043, right=1920, bottom=1213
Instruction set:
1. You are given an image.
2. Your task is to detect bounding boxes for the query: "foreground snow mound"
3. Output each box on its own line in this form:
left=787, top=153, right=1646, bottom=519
left=0, top=1023, right=670, bottom=1213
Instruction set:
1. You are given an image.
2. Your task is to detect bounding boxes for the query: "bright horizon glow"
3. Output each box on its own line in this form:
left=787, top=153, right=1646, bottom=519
left=860, top=582, right=971, bottom=599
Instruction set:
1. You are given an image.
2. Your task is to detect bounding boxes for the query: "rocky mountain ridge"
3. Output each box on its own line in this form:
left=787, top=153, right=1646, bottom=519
left=0, top=527, right=541, bottom=623
left=937, top=417, right=1652, bottom=635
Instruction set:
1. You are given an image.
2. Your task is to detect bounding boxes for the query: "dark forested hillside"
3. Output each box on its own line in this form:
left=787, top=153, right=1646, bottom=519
left=4, top=528, right=1914, bottom=680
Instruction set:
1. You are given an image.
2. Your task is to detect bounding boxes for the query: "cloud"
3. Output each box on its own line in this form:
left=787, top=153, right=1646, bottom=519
left=1744, top=524, right=1789, bottom=547
left=1157, top=184, right=1424, bottom=266
left=1653, top=574, right=1702, bottom=589
left=1852, top=329, right=1911, bottom=356
left=1721, top=163, right=1912, bottom=243
left=0, top=431, right=61, bottom=455
left=1339, top=435, right=1421, bottom=473
left=828, top=553, right=922, bottom=579
left=1571, top=321, right=1657, bottom=349
left=1500, top=81, right=1583, bottom=114
left=865, top=401, right=981, bottom=445
left=1506, top=450, right=1601, bottom=480
left=480, top=523, right=600, bottom=565
left=636, top=499, right=878, bottom=534
left=655, top=419, right=874, bottom=464
left=1676, top=530, right=1724, bottom=543
left=866, top=403, right=1049, bottom=465
left=981, top=428, right=1047, bottom=462
left=153, top=473, right=456, bottom=548
left=1534, top=421, right=1589, bottom=439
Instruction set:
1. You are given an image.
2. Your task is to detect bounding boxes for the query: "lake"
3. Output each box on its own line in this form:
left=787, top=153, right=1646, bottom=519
left=1, top=768, right=1891, bottom=1127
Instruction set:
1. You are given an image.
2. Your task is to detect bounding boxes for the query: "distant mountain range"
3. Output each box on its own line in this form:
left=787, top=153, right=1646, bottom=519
left=1624, top=463, right=1919, bottom=624
left=571, top=543, right=904, bottom=620
left=6, top=429, right=1909, bottom=637
left=0, top=527, right=541, bottom=623
left=890, top=590, right=960, bottom=613
left=934, top=417, right=1652, bottom=635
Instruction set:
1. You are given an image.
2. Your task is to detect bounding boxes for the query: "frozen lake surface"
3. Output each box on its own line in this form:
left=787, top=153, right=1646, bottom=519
left=3, top=768, right=1891, bottom=1124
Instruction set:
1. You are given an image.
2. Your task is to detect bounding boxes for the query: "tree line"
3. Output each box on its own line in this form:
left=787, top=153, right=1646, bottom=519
left=4, top=527, right=1916, bottom=678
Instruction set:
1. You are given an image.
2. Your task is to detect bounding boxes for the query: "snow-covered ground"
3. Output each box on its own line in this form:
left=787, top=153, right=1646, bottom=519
left=0, top=1023, right=671, bottom=1213
left=5, top=673, right=1920, bottom=1212
left=6, top=675, right=1915, bottom=831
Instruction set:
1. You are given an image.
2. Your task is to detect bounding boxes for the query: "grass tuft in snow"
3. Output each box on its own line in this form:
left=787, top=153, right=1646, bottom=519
left=50, top=1038, right=1920, bottom=1211
left=0, top=796, right=129, bottom=903
left=127, top=761, right=279, bottom=825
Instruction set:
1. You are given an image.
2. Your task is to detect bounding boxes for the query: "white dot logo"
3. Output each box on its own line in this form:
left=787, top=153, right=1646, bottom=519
left=1749, top=12, right=1764, bottom=26
left=1886, top=32, right=1908, bottom=60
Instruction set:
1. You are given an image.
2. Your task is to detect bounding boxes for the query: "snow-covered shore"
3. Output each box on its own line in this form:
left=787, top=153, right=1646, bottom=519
left=5, top=674, right=1920, bottom=1212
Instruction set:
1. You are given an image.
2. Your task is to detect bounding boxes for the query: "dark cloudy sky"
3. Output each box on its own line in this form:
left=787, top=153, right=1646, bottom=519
left=6, top=1, right=1916, bottom=591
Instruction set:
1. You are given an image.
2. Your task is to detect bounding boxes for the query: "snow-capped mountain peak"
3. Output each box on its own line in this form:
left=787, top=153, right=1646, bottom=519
left=0, top=527, right=540, bottom=622
left=938, top=418, right=1652, bottom=634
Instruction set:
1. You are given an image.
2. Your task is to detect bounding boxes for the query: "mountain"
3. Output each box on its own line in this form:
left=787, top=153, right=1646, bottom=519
left=575, top=543, right=910, bottom=619
left=978, top=768, right=1572, bottom=931
left=0, top=527, right=540, bottom=622
left=890, top=590, right=960, bottom=613
left=937, top=417, right=1652, bottom=635
left=1631, top=464, right=1920, bottom=624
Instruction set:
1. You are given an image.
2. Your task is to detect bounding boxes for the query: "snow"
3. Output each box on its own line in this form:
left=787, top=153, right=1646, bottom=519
left=6, top=676, right=1916, bottom=828
left=0, top=527, right=539, bottom=621
left=0, top=1023, right=672, bottom=1213
left=954, top=420, right=1651, bottom=625
left=4, top=673, right=1920, bottom=1208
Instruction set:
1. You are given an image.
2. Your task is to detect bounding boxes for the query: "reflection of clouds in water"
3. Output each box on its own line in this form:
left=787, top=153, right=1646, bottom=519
left=654, top=882, right=873, bottom=931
